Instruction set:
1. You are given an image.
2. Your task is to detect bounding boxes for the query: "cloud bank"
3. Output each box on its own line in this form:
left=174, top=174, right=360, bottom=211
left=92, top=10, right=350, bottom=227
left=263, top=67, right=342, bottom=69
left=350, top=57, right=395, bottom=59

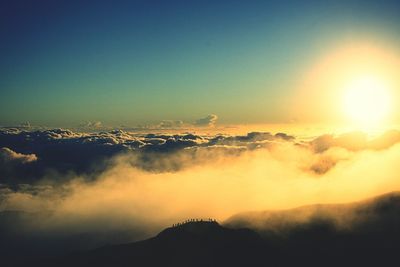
left=1, top=127, right=400, bottom=245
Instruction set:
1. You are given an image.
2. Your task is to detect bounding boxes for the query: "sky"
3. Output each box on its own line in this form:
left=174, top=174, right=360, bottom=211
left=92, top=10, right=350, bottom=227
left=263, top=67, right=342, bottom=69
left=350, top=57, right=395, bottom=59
left=1, top=0, right=400, bottom=127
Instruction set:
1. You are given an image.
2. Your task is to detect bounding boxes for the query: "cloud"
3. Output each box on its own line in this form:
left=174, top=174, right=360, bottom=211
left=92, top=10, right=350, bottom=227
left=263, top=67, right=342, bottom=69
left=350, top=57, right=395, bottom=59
left=0, top=128, right=297, bottom=183
left=0, top=147, right=38, bottom=186
left=223, top=191, right=400, bottom=252
left=78, top=121, right=103, bottom=130
left=130, top=115, right=218, bottom=130
left=309, top=132, right=367, bottom=152
left=307, top=147, right=352, bottom=174
left=158, top=120, right=184, bottom=128
left=19, top=122, right=31, bottom=129
left=308, top=130, right=400, bottom=153
left=1, top=127, right=400, bottom=249
left=0, top=147, right=37, bottom=164
left=0, top=127, right=400, bottom=267
left=194, top=114, right=218, bottom=127
left=2, top=127, right=400, bottom=185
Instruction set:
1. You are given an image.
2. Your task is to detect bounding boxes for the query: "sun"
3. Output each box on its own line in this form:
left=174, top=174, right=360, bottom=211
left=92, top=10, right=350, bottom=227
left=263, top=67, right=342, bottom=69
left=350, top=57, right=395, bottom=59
left=343, top=75, right=391, bottom=128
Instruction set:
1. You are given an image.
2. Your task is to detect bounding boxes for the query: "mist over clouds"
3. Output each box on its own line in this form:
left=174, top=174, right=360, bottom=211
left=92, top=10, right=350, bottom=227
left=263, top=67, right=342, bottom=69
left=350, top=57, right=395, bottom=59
left=1, top=126, right=400, bottom=266
left=1, top=127, right=400, bottom=238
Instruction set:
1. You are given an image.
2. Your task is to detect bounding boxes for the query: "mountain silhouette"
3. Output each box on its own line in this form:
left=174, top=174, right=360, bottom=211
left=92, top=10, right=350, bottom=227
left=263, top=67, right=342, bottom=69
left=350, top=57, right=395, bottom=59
left=40, top=221, right=267, bottom=267
left=9, top=192, right=400, bottom=267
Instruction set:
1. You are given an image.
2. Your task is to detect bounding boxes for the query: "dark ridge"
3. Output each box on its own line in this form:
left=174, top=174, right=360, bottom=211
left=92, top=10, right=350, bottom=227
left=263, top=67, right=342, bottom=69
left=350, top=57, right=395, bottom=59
left=9, top=192, right=400, bottom=267
left=224, top=191, right=400, bottom=230
left=39, top=221, right=266, bottom=267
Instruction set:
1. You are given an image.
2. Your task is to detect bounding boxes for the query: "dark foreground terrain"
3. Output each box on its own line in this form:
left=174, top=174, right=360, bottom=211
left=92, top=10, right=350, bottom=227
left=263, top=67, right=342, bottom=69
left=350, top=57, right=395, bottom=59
left=3, top=192, right=400, bottom=267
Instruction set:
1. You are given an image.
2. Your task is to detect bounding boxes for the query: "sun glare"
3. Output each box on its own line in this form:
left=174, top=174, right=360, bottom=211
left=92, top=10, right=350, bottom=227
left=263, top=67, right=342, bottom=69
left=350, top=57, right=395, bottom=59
left=343, top=75, right=391, bottom=128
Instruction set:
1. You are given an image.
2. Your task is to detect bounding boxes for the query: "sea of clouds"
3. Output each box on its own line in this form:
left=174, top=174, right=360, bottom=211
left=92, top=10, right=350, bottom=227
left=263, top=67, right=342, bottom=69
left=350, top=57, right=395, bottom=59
left=1, top=126, right=400, bottom=248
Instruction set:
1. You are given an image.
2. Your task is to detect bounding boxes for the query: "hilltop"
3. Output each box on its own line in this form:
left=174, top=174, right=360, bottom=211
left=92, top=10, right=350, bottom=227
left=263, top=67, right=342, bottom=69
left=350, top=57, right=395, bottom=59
left=13, top=192, right=400, bottom=267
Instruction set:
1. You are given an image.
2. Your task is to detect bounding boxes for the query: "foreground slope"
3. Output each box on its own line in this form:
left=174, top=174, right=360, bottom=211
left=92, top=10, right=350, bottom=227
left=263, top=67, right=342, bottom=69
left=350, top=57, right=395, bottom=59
left=24, top=192, right=400, bottom=266
left=42, top=221, right=266, bottom=267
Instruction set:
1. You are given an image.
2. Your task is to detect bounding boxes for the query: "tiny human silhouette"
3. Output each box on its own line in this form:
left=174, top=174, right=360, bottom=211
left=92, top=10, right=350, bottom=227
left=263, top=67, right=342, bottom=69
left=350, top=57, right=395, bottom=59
left=172, top=218, right=217, bottom=227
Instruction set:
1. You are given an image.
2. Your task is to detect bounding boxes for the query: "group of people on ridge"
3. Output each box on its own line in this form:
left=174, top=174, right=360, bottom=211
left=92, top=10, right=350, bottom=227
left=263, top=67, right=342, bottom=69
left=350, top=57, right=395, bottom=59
left=172, top=218, right=217, bottom=227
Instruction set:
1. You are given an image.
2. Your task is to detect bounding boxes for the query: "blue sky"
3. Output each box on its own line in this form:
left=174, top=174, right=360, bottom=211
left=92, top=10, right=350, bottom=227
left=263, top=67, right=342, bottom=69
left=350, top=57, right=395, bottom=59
left=1, top=0, right=399, bottom=126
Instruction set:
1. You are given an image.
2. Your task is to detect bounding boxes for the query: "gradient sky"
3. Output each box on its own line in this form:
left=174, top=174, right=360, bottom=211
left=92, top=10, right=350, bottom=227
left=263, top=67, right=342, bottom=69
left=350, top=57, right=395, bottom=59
left=1, top=0, right=400, bottom=126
